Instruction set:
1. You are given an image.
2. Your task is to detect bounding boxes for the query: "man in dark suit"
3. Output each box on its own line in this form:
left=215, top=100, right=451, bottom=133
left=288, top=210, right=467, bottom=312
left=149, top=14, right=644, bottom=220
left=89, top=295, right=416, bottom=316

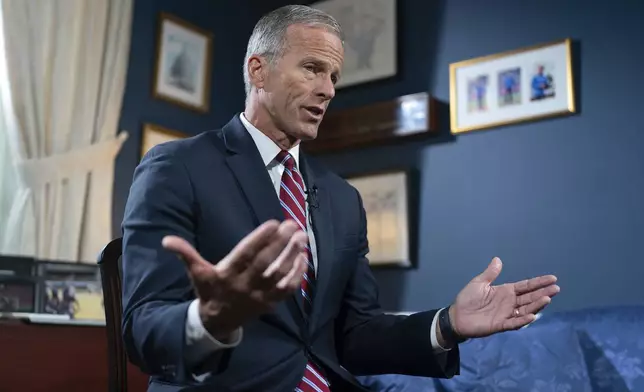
left=121, top=5, right=560, bottom=392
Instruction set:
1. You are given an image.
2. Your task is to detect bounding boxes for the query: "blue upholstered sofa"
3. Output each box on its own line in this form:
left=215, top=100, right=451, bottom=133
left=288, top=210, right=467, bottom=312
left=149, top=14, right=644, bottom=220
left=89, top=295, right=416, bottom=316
left=356, top=306, right=644, bottom=391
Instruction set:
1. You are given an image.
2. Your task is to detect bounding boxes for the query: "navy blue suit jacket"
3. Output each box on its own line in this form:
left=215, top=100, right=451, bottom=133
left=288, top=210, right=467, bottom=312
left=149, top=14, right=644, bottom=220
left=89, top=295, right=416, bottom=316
left=121, top=115, right=460, bottom=391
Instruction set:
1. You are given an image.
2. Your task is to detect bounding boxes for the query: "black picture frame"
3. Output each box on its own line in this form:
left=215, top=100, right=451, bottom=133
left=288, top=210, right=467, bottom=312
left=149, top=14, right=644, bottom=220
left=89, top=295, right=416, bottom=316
left=343, top=168, right=419, bottom=269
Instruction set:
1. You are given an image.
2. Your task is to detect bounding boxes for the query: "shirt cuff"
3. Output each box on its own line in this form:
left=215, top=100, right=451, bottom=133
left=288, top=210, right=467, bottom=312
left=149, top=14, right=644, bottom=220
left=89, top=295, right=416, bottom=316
left=430, top=308, right=451, bottom=353
left=185, top=299, right=243, bottom=363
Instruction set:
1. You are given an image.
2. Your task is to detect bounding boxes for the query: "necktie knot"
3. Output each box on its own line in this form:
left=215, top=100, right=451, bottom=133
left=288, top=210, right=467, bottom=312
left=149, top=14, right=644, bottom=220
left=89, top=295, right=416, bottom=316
left=276, top=150, right=295, bottom=171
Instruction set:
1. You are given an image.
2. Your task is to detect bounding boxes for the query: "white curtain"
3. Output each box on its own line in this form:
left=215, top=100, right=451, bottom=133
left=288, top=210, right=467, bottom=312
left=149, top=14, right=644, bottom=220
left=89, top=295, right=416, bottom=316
left=0, top=0, right=132, bottom=263
left=0, top=1, right=24, bottom=256
left=0, top=60, right=20, bottom=246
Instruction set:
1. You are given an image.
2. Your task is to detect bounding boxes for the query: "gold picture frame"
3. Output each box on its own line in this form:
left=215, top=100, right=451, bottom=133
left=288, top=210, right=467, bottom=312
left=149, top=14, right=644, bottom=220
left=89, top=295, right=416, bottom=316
left=153, top=12, right=213, bottom=113
left=140, top=123, right=186, bottom=158
left=449, top=38, right=576, bottom=134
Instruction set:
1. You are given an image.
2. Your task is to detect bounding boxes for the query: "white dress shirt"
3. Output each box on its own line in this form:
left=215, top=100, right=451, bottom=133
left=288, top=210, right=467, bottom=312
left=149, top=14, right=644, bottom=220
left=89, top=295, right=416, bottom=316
left=184, top=113, right=449, bottom=371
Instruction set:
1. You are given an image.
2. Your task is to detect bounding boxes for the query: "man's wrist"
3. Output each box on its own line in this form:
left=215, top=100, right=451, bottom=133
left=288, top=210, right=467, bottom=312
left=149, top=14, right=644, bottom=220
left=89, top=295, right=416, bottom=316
left=185, top=299, right=242, bottom=371
left=439, top=305, right=468, bottom=345
left=198, top=301, right=241, bottom=341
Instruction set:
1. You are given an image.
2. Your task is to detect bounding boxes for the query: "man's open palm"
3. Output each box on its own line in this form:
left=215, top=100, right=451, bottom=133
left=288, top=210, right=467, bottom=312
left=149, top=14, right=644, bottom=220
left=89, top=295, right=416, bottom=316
left=450, top=257, right=560, bottom=338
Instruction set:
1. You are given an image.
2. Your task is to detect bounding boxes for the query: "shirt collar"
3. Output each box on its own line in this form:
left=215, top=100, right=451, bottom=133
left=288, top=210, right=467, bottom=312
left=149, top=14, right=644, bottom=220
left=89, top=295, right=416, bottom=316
left=239, top=113, right=300, bottom=168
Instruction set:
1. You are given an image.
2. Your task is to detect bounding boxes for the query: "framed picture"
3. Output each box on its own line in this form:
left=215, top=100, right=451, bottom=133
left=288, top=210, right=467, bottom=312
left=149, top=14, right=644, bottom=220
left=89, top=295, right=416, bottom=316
left=153, top=12, right=213, bottom=112
left=37, top=260, right=103, bottom=321
left=141, top=123, right=186, bottom=158
left=449, top=38, right=576, bottom=134
left=43, top=281, right=104, bottom=321
left=345, top=170, right=412, bottom=268
left=312, top=0, right=397, bottom=88
left=0, top=278, right=35, bottom=313
left=0, top=254, right=36, bottom=314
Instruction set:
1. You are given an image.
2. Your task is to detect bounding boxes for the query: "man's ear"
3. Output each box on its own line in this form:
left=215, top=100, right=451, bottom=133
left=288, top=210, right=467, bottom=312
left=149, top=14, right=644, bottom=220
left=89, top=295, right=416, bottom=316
left=247, top=55, right=266, bottom=90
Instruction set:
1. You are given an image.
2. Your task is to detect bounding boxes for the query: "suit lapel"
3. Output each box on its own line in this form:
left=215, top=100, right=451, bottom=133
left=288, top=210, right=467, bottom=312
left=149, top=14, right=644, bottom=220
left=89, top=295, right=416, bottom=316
left=221, top=116, right=305, bottom=334
left=299, top=154, right=335, bottom=330
left=223, top=118, right=284, bottom=226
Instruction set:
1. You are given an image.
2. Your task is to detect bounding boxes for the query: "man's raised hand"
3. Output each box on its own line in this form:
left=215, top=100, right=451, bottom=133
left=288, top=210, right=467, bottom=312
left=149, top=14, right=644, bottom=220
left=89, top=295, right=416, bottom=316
left=161, top=219, right=308, bottom=340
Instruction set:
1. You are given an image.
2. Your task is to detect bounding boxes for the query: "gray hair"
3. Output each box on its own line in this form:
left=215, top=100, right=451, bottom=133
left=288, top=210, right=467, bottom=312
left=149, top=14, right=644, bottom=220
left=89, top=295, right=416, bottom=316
left=243, top=5, right=343, bottom=99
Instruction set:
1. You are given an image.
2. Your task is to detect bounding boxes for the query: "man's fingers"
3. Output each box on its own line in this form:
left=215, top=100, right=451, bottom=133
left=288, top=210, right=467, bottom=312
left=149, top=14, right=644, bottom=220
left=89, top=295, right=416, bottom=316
left=263, top=229, right=308, bottom=279
left=501, top=313, right=536, bottom=331
left=162, top=235, right=211, bottom=276
left=516, top=284, right=560, bottom=306
left=513, top=274, right=558, bottom=296
left=247, top=220, right=301, bottom=277
left=517, top=296, right=551, bottom=317
left=218, top=220, right=281, bottom=272
left=262, top=252, right=306, bottom=303
left=276, top=252, right=307, bottom=291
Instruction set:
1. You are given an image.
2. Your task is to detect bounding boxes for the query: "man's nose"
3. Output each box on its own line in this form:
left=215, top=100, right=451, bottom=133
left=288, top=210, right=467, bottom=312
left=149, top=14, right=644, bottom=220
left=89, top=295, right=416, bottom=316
left=315, top=76, right=335, bottom=100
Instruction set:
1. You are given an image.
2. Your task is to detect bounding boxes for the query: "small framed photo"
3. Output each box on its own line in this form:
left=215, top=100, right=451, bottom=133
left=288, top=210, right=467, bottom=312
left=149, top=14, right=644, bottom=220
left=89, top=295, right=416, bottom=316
left=0, top=278, right=36, bottom=313
left=141, top=123, right=186, bottom=158
left=450, top=38, right=576, bottom=134
left=36, top=260, right=102, bottom=320
left=0, top=255, right=37, bottom=314
left=153, top=12, right=213, bottom=112
left=43, top=281, right=104, bottom=321
left=345, top=170, right=412, bottom=268
left=312, top=0, right=397, bottom=88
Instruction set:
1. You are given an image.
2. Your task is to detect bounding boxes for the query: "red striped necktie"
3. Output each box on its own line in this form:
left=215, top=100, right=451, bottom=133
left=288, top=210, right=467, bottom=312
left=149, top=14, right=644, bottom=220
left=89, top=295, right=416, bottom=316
left=276, top=150, right=331, bottom=392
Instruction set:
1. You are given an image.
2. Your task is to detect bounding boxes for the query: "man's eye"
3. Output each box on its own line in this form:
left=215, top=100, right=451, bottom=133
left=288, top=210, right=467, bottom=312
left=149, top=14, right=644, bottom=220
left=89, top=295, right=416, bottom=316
left=304, top=64, right=316, bottom=72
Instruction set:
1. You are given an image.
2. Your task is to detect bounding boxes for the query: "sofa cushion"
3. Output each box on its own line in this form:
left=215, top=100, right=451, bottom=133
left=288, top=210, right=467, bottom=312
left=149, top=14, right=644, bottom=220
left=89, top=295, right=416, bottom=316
left=538, top=306, right=644, bottom=391
left=357, top=373, right=439, bottom=392
left=436, top=321, right=592, bottom=392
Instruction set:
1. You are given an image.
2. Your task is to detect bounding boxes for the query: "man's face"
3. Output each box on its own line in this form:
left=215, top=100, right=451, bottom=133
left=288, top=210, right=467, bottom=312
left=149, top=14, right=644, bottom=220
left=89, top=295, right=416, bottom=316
left=253, top=24, right=343, bottom=142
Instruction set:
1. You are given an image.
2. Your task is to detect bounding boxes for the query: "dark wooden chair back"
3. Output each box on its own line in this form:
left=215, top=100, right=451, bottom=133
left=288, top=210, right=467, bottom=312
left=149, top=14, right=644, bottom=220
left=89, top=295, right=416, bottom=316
left=97, top=237, right=127, bottom=392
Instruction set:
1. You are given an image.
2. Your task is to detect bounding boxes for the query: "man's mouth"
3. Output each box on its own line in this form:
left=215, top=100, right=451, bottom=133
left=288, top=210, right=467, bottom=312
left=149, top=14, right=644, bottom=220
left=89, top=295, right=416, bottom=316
left=303, top=106, right=324, bottom=119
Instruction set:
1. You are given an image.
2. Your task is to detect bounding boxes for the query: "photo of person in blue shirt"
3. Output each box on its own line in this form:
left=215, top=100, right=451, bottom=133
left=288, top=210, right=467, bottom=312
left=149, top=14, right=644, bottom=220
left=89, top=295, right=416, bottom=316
left=531, top=64, right=555, bottom=101
left=497, top=67, right=521, bottom=107
left=467, top=74, right=489, bottom=113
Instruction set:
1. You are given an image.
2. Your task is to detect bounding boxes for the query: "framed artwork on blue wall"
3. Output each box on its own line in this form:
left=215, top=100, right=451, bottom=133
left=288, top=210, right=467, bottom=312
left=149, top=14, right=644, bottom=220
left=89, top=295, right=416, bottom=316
left=449, top=38, right=576, bottom=134
left=140, top=123, right=186, bottom=159
left=311, top=0, right=397, bottom=89
left=344, top=169, right=415, bottom=269
left=153, top=13, right=213, bottom=113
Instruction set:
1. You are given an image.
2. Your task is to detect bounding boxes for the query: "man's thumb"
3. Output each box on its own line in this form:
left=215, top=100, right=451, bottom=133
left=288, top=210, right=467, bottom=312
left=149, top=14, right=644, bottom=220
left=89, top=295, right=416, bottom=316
left=162, top=235, right=210, bottom=275
left=474, top=257, right=503, bottom=284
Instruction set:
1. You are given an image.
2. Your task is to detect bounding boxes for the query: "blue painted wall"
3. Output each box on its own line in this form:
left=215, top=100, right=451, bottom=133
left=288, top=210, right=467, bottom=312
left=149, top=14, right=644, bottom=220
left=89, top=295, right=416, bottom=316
left=113, top=0, right=258, bottom=236
left=316, top=0, right=644, bottom=314
left=114, top=0, right=293, bottom=239
left=114, top=0, right=644, bottom=314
